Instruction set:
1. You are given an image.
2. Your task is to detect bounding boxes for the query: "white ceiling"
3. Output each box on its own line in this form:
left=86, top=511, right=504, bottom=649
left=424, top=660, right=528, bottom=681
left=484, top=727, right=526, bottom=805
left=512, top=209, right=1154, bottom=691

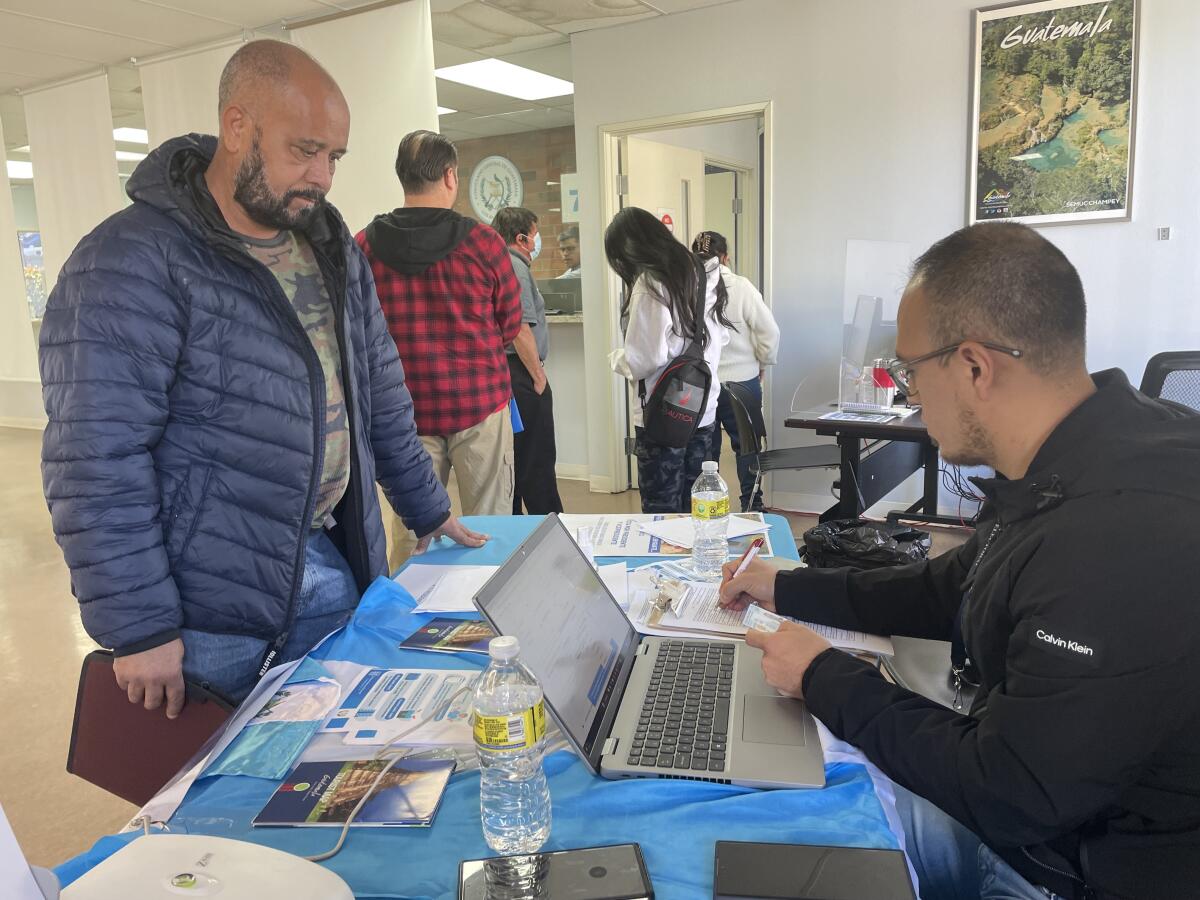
left=1, top=0, right=733, bottom=155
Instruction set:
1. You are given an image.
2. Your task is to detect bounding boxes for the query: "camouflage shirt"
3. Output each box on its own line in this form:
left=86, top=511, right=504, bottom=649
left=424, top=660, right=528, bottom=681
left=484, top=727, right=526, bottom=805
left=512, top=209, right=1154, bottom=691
left=244, top=230, right=350, bottom=529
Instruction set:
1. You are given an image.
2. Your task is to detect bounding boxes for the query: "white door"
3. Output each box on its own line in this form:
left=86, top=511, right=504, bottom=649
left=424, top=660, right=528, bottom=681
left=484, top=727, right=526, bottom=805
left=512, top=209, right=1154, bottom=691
left=626, top=137, right=705, bottom=246
left=620, top=137, right=706, bottom=489
left=704, top=169, right=737, bottom=271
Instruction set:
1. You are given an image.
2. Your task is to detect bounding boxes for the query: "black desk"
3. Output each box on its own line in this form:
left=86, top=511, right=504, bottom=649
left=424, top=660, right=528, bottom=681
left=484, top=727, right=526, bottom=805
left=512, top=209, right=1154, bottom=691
left=784, top=406, right=958, bottom=525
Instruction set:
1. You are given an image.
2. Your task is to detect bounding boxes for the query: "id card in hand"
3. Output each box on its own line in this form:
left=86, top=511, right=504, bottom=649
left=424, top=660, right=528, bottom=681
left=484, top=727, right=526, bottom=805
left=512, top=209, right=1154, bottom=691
left=742, top=604, right=786, bottom=633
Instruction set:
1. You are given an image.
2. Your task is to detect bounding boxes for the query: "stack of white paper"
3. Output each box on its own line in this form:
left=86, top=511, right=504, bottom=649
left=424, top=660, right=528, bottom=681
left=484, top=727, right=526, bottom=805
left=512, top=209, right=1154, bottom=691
left=396, top=562, right=628, bottom=614
left=394, top=564, right=498, bottom=613
left=637, top=515, right=770, bottom=550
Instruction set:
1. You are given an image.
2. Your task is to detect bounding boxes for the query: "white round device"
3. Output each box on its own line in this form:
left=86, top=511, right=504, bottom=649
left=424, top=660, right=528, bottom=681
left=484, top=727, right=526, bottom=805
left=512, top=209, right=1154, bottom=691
left=61, top=834, right=354, bottom=900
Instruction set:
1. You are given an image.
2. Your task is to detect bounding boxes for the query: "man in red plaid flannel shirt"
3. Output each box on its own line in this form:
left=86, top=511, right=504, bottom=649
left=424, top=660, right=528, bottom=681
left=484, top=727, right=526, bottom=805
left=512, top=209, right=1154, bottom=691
left=357, top=131, right=523, bottom=564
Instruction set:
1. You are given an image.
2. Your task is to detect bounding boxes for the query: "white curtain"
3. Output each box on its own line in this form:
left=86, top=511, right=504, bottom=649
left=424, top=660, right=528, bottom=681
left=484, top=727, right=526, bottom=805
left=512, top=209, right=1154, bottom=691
left=138, top=38, right=245, bottom=150
left=22, top=72, right=124, bottom=292
left=290, top=0, right=439, bottom=233
left=0, top=115, right=38, bottom=384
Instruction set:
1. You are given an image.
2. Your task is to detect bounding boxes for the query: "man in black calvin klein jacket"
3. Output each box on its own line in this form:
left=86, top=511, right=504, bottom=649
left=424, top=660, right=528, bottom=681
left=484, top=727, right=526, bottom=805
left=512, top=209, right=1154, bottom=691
left=721, top=223, right=1200, bottom=900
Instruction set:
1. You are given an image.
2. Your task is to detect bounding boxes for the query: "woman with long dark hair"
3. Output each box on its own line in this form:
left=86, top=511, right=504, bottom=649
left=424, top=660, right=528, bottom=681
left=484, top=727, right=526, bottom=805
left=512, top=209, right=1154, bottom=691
left=692, top=230, right=779, bottom=511
left=606, top=207, right=733, bottom=513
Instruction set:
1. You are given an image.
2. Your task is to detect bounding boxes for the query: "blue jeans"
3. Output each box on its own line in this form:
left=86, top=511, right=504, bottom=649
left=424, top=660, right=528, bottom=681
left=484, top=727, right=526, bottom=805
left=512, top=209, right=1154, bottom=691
left=893, top=784, right=1061, bottom=900
left=635, top=424, right=715, bottom=514
left=181, top=530, right=359, bottom=703
left=712, top=377, right=764, bottom=511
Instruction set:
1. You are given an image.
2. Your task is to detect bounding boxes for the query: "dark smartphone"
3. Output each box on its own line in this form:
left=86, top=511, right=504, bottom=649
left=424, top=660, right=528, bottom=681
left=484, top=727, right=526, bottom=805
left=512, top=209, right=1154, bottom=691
left=458, top=843, right=653, bottom=900
left=713, top=841, right=916, bottom=900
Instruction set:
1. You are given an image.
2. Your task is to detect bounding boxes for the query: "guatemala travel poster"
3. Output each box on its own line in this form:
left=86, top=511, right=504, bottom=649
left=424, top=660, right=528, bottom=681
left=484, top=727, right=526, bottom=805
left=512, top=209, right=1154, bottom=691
left=969, top=0, right=1137, bottom=225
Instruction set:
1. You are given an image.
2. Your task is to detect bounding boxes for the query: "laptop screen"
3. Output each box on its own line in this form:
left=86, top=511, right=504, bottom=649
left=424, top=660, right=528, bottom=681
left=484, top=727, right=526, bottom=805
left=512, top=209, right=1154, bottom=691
left=474, top=516, right=640, bottom=766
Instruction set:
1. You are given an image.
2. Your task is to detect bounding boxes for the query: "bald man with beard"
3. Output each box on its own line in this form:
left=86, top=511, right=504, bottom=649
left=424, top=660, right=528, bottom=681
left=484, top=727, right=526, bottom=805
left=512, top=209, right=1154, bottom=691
left=40, top=40, right=485, bottom=713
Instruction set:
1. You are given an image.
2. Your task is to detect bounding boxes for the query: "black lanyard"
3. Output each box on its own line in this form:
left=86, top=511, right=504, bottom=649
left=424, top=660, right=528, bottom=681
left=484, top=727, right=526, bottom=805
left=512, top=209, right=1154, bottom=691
left=951, top=522, right=1001, bottom=709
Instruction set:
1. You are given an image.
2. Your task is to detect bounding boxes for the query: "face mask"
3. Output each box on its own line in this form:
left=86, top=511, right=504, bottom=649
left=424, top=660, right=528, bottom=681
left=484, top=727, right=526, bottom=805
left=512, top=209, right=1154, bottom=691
left=530, top=231, right=542, bottom=260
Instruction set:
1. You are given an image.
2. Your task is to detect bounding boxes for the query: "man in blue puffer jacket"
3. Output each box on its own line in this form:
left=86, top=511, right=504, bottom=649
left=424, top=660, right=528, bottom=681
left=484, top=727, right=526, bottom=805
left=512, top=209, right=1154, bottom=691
left=40, top=40, right=486, bottom=711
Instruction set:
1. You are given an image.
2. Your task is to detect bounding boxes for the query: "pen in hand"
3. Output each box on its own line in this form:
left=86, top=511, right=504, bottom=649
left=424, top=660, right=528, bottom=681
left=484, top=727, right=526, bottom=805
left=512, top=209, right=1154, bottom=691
left=731, top=536, right=765, bottom=578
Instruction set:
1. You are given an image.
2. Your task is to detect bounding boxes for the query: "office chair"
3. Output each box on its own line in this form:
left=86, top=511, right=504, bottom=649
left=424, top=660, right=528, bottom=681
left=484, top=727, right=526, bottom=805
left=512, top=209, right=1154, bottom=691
left=722, top=381, right=841, bottom=512
left=1139, top=351, right=1200, bottom=412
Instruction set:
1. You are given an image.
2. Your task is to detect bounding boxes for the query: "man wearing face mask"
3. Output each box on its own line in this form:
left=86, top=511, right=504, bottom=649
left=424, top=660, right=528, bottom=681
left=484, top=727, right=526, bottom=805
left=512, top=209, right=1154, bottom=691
left=492, top=207, right=563, bottom=515
left=39, top=40, right=485, bottom=713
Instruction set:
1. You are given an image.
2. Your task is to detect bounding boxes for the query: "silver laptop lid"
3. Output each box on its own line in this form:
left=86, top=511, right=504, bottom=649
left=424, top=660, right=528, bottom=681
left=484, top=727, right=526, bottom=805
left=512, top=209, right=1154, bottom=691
left=473, top=515, right=641, bottom=773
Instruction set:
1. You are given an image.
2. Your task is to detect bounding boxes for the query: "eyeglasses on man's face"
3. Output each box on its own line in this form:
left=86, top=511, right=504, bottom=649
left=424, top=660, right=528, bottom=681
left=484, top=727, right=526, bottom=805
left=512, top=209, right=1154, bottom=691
left=885, top=342, right=1023, bottom=395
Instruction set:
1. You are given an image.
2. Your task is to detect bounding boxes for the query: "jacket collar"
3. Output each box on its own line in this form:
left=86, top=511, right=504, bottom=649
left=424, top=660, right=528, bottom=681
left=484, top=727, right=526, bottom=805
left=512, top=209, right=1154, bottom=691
left=126, top=133, right=345, bottom=261
left=508, top=246, right=531, bottom=268
left=970, top=369, right=1134, bottom=522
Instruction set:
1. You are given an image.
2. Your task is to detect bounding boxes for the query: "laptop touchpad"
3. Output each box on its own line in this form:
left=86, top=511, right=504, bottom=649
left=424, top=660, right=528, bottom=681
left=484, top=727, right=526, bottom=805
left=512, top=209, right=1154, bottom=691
left=741, top=695, right=809, bottom=746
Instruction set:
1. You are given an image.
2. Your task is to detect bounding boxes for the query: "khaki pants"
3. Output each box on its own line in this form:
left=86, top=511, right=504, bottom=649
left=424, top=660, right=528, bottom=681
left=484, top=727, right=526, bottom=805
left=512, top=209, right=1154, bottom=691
left=388, top=405, right=513, bottom=568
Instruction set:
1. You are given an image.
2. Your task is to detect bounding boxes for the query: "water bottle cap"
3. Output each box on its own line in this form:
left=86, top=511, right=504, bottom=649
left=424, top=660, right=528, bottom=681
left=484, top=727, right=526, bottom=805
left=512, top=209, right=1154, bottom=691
left=701, top=460, right=718, bottom=473
left=489, top=635, right=520, bottom=661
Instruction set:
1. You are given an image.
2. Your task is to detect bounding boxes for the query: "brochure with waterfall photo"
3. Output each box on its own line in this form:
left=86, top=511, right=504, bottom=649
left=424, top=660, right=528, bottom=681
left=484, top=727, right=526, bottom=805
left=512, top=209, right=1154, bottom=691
left=253, top=757, right=455, bottom=827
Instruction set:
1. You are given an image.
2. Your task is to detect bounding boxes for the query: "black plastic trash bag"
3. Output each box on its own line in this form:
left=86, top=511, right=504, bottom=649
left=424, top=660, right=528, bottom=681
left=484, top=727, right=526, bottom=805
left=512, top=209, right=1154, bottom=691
left=802, top=518, right=931, bottom=570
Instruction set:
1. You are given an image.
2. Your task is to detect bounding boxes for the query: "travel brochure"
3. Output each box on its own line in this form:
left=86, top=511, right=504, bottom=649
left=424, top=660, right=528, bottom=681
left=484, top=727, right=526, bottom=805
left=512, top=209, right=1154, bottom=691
left=398, top=617, right=496, bottom=655
left=253, top=757, right=455, bottom=827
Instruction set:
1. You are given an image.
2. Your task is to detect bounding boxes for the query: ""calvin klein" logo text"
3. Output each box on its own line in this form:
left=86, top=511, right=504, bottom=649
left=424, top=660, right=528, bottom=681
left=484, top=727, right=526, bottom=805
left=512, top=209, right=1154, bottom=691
left=1036, top=629, right=1094, bottom=656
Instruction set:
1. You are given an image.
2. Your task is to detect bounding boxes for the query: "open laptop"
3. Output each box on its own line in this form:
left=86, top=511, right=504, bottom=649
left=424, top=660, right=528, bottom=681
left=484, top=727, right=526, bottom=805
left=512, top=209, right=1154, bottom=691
left=473, top=515, right=825, bottom=789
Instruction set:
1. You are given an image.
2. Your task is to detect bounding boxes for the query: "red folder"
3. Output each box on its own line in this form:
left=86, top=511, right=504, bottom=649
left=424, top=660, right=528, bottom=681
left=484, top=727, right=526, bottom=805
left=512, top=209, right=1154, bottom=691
left=67, top=650, right=234, bottom=806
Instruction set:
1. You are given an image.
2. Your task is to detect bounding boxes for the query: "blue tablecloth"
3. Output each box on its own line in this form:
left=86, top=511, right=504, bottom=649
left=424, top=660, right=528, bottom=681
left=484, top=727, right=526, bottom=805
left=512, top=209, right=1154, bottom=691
left=56, top=515, right=900, bottom=899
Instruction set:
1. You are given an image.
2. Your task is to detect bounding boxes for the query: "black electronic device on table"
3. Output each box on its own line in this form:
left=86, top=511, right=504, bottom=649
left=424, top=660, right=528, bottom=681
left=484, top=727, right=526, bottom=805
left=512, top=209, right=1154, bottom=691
left=713, top=841, right=916, bottom=900
left=458, top=843, right=654, bottom=899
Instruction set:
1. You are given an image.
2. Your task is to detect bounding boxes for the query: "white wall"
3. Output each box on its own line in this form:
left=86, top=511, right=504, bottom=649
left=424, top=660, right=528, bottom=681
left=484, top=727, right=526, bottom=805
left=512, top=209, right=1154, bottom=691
left=291, top=0, right=438, bottom=233
left=640, top=119, right=759, bottom=169
left=10, top=185, right=37, bottom=232
left=0, top=116, right=43, bottom=427
left=573, top=0, right=1200, bottom=508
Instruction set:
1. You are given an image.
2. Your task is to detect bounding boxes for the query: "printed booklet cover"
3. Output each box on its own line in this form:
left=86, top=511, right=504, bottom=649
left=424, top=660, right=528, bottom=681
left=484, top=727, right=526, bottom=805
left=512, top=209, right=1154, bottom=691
left=399, top=617, right=496, bottom=655
left=253, top=757, right=455, bottom=827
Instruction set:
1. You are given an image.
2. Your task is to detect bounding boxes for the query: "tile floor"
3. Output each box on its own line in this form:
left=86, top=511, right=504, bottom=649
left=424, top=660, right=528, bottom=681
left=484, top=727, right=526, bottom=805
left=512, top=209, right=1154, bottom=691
left=0, top=426, right=967, bottom=868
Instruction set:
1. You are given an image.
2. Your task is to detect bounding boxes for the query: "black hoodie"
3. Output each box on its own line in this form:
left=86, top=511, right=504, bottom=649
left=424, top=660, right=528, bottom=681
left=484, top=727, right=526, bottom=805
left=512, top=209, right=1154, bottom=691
left=362, top=207, right=475, bottom=275
left=777, top=370, right=1200, bottom=899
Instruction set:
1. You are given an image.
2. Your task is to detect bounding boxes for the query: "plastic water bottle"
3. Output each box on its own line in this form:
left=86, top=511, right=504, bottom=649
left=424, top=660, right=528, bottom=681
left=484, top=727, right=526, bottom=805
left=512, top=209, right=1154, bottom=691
left=472, top=636, right=551, bottom=854
left=691, top=460, right=730, bottom=581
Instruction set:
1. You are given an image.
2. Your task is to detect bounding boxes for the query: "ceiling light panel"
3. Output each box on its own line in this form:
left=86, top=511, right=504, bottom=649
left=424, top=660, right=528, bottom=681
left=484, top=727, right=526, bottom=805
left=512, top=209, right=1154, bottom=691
left=436, top=59, right=573, bottom=100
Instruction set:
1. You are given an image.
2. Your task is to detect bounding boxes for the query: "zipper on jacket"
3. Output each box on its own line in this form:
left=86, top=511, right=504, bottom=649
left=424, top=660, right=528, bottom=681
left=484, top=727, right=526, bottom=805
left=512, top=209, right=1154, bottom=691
left=204, top=244, right=325, bottom=678
left=1018, top=846, right=1091, bottom=898
left=256, top=252, right=326, bottom=676
left=953, top=521, right=1002, bottom=709
left=310, top=243, right=371, bottom=587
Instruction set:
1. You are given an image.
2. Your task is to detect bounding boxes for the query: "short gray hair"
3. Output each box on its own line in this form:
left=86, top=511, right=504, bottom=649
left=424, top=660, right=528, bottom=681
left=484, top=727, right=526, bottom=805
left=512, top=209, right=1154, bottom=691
left=909, top=222, right=1086, bottom=375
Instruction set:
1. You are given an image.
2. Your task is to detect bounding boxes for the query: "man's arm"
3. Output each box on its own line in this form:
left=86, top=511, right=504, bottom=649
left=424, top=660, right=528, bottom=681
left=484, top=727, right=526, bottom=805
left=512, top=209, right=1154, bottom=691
left=353, top=246, right=451, bottom=538
left=511, top=326, right=546, bottom=393
left=723, top=527, right=980, bottom=641
left=799, top=497, right=1200, bottom=849
left=776, top=530, right=976, bottom=639
left=40, top=227, right=188, bottom=715
left=507, top=258, right=546, bottom=391
left=41, top=231, right=186, bottom=654
left=489, top=237, right=523, bottom=346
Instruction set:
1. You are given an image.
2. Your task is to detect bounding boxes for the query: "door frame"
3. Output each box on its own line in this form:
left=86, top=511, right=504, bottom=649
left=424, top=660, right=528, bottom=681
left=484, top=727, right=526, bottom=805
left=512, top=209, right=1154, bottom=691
left=702, top=155, right=757, bottom=286
left=598, top=101, right=775, bottom=495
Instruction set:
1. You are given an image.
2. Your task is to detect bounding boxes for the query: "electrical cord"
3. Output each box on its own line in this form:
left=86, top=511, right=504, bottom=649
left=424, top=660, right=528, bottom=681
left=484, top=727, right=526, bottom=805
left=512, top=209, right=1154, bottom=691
left=304, top=684, right=473, bottom=863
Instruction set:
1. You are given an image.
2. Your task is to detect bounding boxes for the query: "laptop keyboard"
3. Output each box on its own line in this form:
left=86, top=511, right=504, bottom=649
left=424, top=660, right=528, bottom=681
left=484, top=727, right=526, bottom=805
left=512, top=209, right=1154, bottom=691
left=628, top=640, right=735, bottom=773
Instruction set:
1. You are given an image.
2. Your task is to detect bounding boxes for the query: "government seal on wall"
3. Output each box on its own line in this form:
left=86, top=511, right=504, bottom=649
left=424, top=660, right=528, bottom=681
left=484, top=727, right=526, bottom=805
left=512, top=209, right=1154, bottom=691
left=469, top=155, right=523, bottom=223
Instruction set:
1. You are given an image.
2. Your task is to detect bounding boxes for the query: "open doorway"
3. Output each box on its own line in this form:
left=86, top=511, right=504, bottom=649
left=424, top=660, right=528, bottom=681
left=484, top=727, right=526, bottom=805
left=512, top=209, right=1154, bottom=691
left=599, top=104, right=772, bottom=496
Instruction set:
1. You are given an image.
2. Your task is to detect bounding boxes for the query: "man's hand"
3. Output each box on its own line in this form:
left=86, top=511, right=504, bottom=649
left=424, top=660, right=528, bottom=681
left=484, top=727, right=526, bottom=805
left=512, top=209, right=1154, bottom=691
left=113, top=639, right=186, bottom=719
left=719, top=558, right=777, bottom=612
left=744, top=621, right=832, bottom=699
left=533, top=367, right=548, bottom=395
left=413, top=515, right=490, bottom=555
